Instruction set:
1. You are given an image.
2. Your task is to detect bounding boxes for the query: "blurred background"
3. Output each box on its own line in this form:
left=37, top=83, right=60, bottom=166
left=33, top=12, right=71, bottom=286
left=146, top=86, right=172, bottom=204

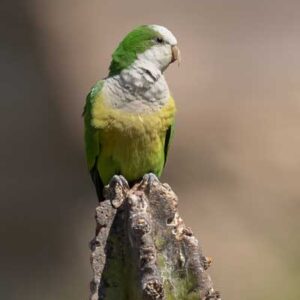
left=1, top=0, right=300, bottom=299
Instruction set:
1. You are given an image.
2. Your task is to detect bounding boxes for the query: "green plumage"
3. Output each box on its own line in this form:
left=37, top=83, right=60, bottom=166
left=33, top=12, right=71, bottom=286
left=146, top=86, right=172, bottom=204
left=84, top=25, right=177, bottom=200
left=83, top=81, right=103, bottom=170
left=109, top=25, right=159, bottom=76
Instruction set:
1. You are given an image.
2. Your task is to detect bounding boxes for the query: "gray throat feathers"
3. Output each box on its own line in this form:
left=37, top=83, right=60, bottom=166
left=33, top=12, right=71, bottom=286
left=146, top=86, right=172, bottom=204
left=103, top=64, right=170, bottom=113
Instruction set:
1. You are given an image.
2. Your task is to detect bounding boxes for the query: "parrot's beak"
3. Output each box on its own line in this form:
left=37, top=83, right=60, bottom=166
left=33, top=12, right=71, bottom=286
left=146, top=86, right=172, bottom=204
left=171, top=45, right=181, bottom=66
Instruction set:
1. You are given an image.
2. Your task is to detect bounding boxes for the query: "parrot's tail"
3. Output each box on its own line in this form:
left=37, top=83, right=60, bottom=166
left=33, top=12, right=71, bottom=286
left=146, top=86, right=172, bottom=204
left=90, top=161, right=104, bottom=201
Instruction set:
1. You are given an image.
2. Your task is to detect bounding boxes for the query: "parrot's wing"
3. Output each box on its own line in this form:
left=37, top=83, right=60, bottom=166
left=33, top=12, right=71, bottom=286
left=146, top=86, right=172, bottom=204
left=83, top=80, right=104, bottom=200
left=164, top=119, right=175, bottom=166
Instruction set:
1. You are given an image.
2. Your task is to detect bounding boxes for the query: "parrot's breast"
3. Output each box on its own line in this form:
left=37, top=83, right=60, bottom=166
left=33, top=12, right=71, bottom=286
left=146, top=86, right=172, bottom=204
left=91, top=93, right=175, bottom=184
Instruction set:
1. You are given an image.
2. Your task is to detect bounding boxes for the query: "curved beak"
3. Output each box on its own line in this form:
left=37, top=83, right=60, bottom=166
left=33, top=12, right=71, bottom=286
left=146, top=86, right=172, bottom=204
left=171, top=45, right=181, bottom=66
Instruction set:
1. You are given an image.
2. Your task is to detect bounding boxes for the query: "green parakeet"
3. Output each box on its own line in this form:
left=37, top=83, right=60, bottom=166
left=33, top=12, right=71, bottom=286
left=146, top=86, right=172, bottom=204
left=83, top=25, right=180, bottom=200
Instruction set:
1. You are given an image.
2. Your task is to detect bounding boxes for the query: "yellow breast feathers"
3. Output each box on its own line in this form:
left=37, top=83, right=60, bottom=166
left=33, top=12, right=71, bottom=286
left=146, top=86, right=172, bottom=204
left=91, top=95, right=176, bottom=138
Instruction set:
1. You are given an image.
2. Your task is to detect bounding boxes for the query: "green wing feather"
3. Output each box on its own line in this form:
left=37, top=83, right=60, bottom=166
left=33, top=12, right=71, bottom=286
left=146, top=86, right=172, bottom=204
left=164, top=120, right=175, bottom=166
left=83, top=80, right=104, bottom=200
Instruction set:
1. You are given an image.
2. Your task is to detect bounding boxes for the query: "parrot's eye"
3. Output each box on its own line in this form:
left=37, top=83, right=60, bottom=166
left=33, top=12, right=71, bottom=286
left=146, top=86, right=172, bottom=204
left=156, top=37, right=164, bottom=44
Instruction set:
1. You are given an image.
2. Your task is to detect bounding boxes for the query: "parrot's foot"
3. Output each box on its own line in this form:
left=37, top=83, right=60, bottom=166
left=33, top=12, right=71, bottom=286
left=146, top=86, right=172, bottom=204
left=108, top=175, right=129, bottom=208
left=110, top=175, right=129, bottom=189
left=141, top=173, right=159, bottom=190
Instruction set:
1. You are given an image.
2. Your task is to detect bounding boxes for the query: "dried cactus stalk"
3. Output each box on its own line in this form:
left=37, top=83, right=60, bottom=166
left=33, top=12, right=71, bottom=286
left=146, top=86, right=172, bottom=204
left=89, top=175, right=221, bottom=300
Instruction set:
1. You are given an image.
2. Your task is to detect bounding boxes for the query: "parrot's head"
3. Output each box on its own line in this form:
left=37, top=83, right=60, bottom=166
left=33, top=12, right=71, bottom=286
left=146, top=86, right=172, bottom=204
left=109, top=25, right=180, bottom=77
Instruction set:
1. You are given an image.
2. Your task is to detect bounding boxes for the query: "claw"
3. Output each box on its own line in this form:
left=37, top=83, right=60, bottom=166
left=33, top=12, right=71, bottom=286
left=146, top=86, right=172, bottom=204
left=143, top=173, right=159, bottom=185
left=108, top=175, right=129, bottom=208
left=142, top=173, right=159, bottom=188
left=118, top=175, right=130, bottom=189
left=110, top=175, right=129, bottom=189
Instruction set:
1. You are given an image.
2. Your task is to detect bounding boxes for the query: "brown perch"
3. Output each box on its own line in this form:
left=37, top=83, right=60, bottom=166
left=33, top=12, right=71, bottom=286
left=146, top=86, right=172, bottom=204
left=89, top=174, right=221, bottom=300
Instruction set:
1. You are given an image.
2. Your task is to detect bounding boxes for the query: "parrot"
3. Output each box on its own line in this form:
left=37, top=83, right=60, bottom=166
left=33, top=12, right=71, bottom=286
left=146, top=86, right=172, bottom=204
left=83, top=25, right=180, bottom=200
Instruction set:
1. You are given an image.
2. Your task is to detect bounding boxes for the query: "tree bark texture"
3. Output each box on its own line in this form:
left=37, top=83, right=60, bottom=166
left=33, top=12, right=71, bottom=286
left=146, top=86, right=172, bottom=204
left=89, top=175, right=221, bottom=300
